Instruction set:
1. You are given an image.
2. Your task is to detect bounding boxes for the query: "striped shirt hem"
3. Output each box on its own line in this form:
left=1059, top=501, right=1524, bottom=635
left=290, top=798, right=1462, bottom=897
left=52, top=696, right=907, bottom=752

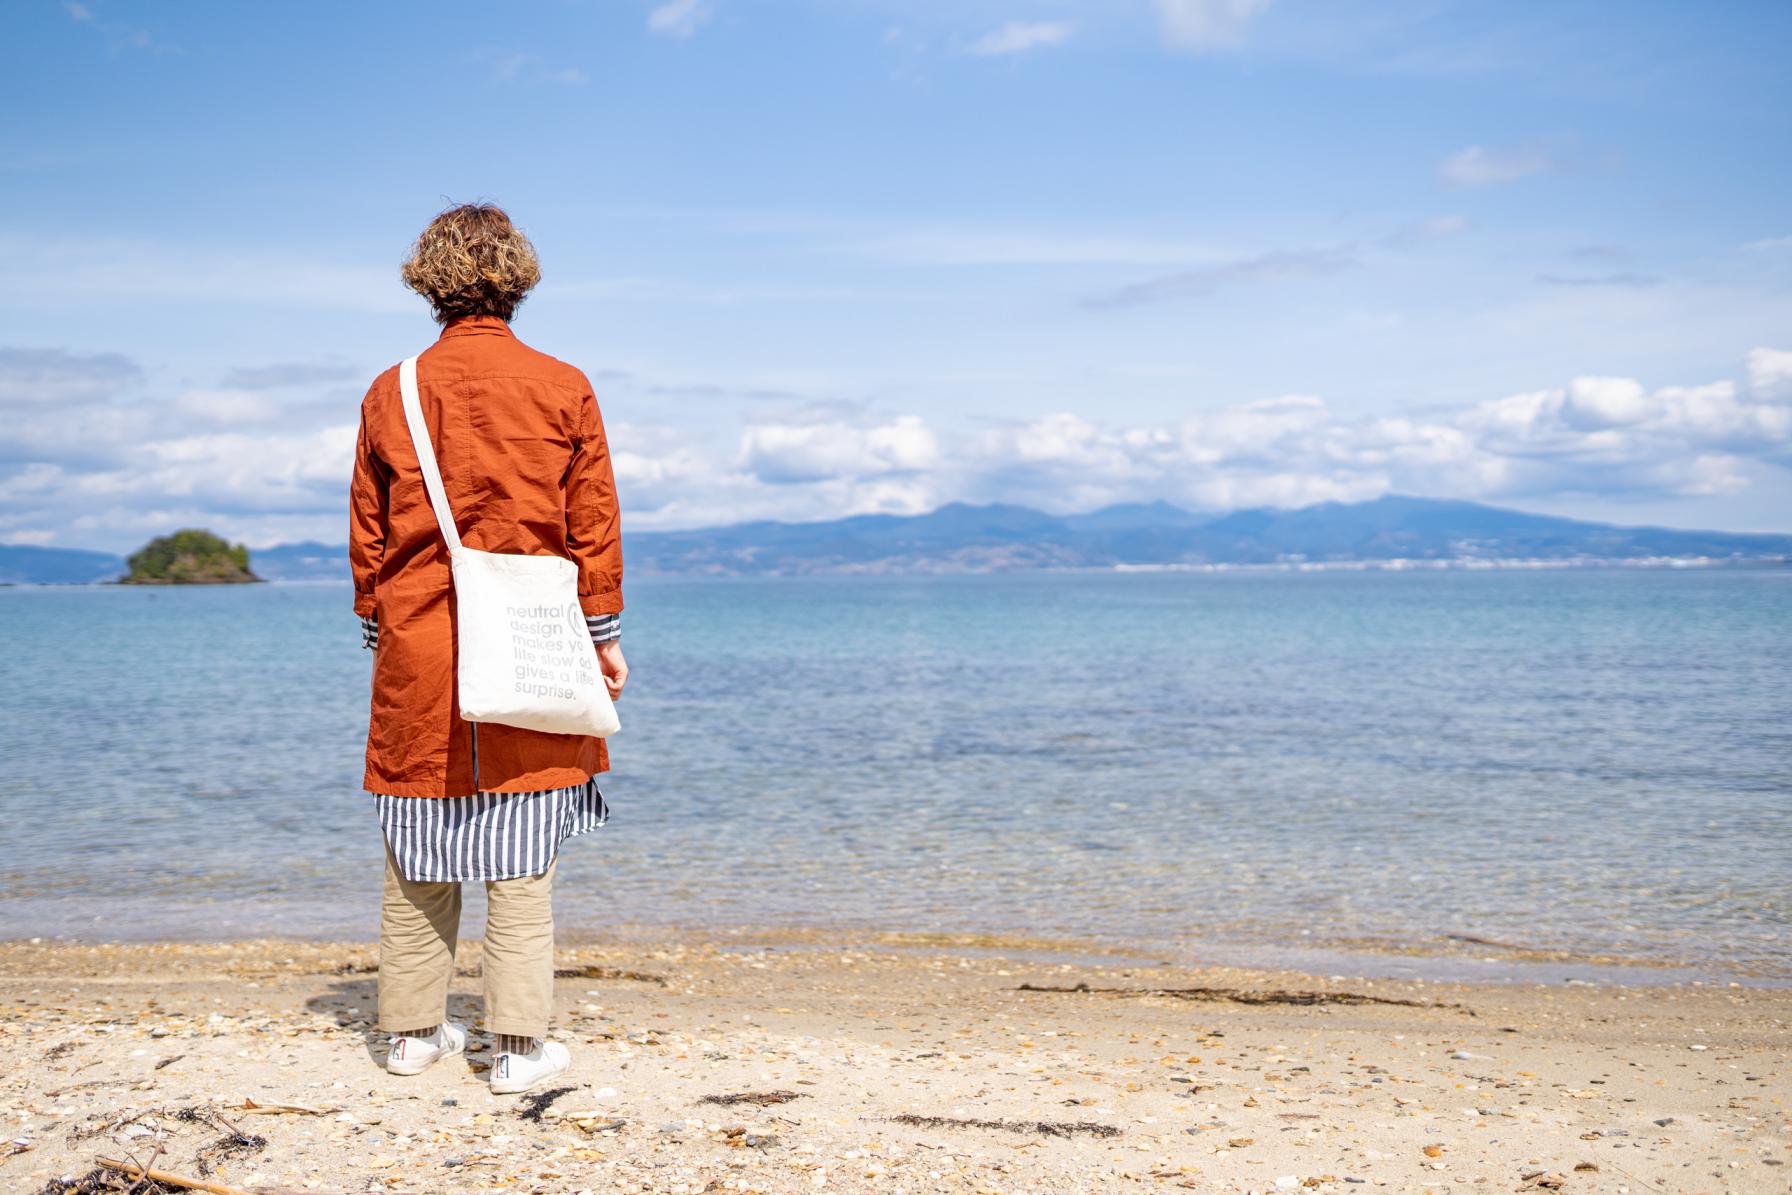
left=373, top=780, right=609, bottom=883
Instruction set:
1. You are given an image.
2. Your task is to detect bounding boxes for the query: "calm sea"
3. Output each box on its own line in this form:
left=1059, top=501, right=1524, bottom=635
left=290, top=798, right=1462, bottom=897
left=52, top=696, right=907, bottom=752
left=2, top=570, right=1788, bottom=983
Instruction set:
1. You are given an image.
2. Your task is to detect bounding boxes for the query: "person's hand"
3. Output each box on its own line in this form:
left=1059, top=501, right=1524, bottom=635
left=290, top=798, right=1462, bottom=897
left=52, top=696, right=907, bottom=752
left=597, top=640, right=628, bottom=700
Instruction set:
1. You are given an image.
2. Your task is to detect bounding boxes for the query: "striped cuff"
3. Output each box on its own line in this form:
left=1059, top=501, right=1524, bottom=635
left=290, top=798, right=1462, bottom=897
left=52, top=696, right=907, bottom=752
left=361, top=612, right=619, bottom=649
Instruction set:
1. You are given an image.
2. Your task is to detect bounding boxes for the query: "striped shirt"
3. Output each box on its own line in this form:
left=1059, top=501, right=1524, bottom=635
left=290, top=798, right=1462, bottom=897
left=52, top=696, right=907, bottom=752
left=362, top=610, right=619, bottom=883
left=361, top=611, right=619, bottom=650
left=374, top=782, right=609, bottom=883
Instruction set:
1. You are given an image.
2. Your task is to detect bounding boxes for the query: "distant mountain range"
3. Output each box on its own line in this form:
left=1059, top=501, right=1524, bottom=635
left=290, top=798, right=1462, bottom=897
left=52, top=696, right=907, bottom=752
left=4, top=496, right=1789, bottom=584
left=619, top=496, right=1792, bottom=574
left=0, top=544, right=127, bottom=584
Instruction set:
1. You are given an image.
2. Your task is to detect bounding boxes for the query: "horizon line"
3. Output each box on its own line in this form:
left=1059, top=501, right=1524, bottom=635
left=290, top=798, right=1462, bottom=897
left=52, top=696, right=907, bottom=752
left=7, top=492, right=1792, bottom=557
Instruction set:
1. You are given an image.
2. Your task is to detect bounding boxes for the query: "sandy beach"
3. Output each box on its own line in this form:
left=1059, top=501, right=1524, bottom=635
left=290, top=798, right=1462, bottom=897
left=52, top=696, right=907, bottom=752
left=3, top=935, right=1787, bottom=1194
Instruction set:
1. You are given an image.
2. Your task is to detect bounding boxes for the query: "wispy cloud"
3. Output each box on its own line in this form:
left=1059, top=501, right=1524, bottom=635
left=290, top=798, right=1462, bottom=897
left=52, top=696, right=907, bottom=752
left=845, top=226, right=1221, bottom=267
left=968, top=21, right=1073, bottom=57
left=1438, top=141, right=1555, bottom=188
left=218, top=362, right=358, bottom=390
left=0, top=347, right=141, bottom=405
left=1153, top=0, right=1272, bottom=53
left=1365, top=20, right=1554, bottom=81
left=62, top=1, right=180, bottom=55
left=1377, top=214, right=1467, bottom=250
left=1085, top=248, right=1356, bottom=309
left=0, top=236, right=410, bottom=314
left=790, top=214, right=1456, bottom=269
left=1535, top=272, right=1661, bottom=289
left=480, top=50, right=587, bottom=86
left=648, top=0, right=712, bottom=39
left=1745, top=236, right=1792, bottom=252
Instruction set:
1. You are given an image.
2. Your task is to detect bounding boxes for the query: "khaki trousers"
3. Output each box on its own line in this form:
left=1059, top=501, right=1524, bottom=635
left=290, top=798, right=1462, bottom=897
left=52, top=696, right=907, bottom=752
left=377, top=844, right=558, bottom=1038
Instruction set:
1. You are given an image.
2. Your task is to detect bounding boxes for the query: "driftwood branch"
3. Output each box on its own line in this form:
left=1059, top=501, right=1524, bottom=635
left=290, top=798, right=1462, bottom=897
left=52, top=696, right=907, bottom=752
left=888, top=1113, right=1121, bottom=1139
left=1015, top=982, right=1470, bottom=1013
left=552, top=964, right=668, bottom=985
left=95, top=1155, right=248, bottom=1195
left=698, top=1090, right=805, bottom=1107
left=234, top=1100, right=333, bottom=1117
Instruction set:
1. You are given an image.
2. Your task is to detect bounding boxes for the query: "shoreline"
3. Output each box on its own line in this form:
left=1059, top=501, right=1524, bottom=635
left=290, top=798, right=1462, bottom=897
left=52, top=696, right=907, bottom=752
left=4, top=937, right=1788, bottom=1193
left=11, top=922, right=1787, bottom=991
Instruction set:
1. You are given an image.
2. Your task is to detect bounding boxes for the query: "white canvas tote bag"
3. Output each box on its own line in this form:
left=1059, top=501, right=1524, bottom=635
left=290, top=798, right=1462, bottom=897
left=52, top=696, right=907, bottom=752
left=398, top=355, right=620, bottom=738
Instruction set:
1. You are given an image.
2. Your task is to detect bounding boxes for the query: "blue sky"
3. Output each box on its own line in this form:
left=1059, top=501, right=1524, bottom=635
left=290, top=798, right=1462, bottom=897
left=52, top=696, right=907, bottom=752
left=3, top=0, right=1790, bottom=551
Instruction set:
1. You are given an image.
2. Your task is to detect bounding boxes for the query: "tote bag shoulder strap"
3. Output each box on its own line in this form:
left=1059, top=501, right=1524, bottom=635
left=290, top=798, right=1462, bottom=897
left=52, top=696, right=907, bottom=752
left=397, top=355, right=462, bottom=553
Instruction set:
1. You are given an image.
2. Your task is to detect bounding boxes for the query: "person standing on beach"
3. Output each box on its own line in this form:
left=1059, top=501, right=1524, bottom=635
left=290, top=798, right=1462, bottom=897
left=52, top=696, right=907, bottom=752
left=347, top=203, right=627, bottom=1095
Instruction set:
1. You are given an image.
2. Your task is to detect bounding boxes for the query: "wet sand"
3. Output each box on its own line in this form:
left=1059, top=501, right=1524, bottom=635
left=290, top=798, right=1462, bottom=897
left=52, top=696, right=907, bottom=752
left=1, top=936, right=1787, bottom=1194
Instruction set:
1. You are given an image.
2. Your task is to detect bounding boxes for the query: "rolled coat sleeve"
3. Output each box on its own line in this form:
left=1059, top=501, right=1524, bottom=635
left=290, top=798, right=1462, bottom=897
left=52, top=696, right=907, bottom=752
left=348, top=407, right=389, bottom=618
left=565, top=384, right=624, bottom=616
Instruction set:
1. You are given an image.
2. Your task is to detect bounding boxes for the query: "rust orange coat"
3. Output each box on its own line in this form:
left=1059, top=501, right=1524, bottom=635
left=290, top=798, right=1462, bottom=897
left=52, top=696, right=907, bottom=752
left=349, top=315, right=623, bottom=797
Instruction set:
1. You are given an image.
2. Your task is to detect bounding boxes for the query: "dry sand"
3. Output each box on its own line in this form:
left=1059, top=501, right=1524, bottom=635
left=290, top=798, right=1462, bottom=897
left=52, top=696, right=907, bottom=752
left=1, top=935, right=1787, bottom=1194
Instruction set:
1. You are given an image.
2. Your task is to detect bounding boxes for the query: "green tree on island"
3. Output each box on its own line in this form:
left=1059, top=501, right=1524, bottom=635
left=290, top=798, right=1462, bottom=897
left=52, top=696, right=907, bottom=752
left=123, top=529, right=261, bottom=584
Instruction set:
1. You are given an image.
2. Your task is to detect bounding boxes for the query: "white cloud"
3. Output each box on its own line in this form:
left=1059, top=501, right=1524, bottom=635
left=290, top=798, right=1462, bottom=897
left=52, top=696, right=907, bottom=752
left=740, top=413, right=938, bottom=484
left=1746, top=347, right=1792, bottom=398
left=1562, top=376, right=1654, bottom=429
left=1438, top=142, right=1554, bottom=188
left=648, top=0, right=711, bottom=39
left=966, top=366, right=1787, bottom=511
left=1458, top=373, right=1792, bottom=494
left=1153, top=0, right=1272, bottom=52
left=138, top=426, right=358, bottom=505
left=0, top=340, right=350, bottom=474
left=5, top=345, right=1789, bottom=548
left=0, top=417, right=360, bottom=549
left=0, top=337, right=371, bottom=545
left=969, top=21, right=1073, bottom=57
left=622, top=350, right=1789, bottom=528
left=787, top=353, right=1789, bottom=518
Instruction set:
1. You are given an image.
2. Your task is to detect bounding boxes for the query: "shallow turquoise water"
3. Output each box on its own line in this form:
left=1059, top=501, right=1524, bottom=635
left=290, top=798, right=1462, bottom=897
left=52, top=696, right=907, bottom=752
left=1, top=570, right=1787, bottom=981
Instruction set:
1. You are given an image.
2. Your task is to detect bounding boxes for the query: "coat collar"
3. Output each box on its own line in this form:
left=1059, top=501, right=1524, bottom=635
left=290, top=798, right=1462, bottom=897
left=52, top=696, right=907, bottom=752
left=438, top=314, right=516, bottom=340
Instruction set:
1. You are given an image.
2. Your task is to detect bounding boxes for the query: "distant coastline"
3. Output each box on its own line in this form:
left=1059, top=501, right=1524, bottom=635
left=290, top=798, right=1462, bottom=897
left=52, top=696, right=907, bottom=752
left=6, top=554, right=1792, bottom=589
left=3, top=494, right=1789, bottom=584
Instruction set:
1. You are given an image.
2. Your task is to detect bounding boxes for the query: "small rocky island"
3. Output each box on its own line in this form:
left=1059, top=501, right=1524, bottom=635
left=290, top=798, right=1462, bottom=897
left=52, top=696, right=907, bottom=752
left=122, top=529, right=261, bottom=584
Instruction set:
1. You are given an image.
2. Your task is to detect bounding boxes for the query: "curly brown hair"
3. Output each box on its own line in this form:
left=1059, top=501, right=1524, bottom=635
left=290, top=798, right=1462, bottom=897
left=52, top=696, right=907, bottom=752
left=400, top=202, right=542, bottom=324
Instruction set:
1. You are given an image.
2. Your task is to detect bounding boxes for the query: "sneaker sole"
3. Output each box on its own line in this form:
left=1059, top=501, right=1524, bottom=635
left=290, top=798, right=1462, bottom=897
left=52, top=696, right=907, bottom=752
left=489, top=1058, right=569, bottom=1095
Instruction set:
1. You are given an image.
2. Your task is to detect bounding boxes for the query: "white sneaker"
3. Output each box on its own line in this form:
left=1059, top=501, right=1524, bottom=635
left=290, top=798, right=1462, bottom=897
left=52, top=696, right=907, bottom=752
left=385, top=1021, right=466, bottom=1076
left=490, top=1039, right=570, bottom=1095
